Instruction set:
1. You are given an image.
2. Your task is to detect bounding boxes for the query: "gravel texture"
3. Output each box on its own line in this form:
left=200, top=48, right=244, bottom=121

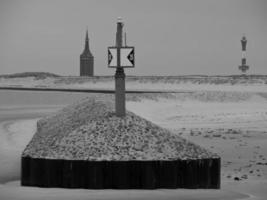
left=22, top=97, right=218, bottom=160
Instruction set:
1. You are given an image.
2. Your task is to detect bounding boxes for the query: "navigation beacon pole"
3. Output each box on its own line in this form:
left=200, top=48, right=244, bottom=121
left=115, top=18, right=125, bottom=117
left=108, top=18, right=135, bottom=117
left=238, top=35, right=249, bottom=75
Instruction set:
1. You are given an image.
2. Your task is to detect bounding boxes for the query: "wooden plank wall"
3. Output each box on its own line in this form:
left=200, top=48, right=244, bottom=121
left=21, top=157, right=220, bottom=189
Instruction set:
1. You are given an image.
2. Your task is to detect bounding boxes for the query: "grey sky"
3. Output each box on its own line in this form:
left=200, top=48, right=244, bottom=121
left=0, top=0, right=266, bottom=76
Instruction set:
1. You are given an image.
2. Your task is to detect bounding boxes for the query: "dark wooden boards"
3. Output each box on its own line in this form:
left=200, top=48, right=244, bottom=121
left=21, top=157, right=220, bottom=189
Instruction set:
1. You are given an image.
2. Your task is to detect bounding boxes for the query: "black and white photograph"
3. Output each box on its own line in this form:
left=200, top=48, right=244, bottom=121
left=0, top=0, right=267, bottom=199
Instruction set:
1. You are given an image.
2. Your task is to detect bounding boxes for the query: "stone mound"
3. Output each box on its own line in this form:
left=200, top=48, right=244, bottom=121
left=22, top=97, right=218, bottom=161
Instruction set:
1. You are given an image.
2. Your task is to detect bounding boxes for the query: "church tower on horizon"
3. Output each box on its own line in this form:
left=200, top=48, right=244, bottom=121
left=80, top=30, right=94, bottom=76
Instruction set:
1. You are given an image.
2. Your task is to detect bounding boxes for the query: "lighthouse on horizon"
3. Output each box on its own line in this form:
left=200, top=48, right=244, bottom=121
left=238, top=35, right=249, bottom=74
left=80, top=30, right=94, bottom=76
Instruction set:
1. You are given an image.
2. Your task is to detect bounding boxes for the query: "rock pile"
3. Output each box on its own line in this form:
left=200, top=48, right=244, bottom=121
left=22, top=97, right=218, bottom=161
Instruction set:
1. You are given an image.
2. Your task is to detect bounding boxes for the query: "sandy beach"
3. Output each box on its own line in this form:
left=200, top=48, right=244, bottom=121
left=0, top=82, right=267, bottom=199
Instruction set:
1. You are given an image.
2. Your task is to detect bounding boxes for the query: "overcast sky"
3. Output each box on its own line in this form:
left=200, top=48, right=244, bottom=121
left=0, top=0, right=266, bottom=76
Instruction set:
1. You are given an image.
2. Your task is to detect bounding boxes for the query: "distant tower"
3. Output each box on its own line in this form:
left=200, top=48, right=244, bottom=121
left=238, top=35, right=249, bottom=74
left=80, top=30, right=94, bottom=76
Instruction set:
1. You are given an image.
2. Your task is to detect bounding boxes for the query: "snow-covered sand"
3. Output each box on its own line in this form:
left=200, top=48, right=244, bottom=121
left=127, top=94, right=267, bottom=130
left=126, top=92, right=267, bottom=199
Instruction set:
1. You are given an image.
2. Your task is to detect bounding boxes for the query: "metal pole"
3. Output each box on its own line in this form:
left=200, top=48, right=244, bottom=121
left=115, top=19, right=126, bottom=117
left=124, top=32, right=127, bottom=47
